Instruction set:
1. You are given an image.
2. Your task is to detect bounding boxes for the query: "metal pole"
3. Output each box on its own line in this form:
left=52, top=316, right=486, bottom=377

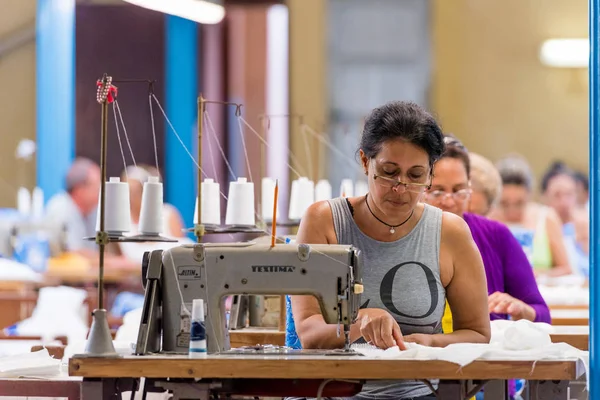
left=590, top=0, right=599, bottom=396
left=196, top=95, right=205, bottom=242
left=98, top=89, right=109, bottom=310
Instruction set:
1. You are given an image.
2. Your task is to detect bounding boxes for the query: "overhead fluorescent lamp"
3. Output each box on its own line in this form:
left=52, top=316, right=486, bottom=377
left=539, top=38, right=589, bottom=68
left=122, top=0, right=225, bottom=25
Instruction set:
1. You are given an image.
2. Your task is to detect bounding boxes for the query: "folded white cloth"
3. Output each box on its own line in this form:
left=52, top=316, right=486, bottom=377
left=0, top=349, right=61, bottom=378
left=13, top=286, right=89, bottom=345
left=352, top=319, right=588, bottom=388
left=0, top=258, right=42, bottom=281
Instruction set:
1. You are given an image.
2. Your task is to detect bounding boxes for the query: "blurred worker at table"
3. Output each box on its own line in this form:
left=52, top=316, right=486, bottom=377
left=490, top=155, right=572, bottom=277
left=466, top=152, right=503, bottom=217
left=44, top=157, right=138, bottom=272
left=540, top=161, right=589, bottom=278
left=573, top=170, right=589, bottom=211
left=45, top=157, right=100, bottom=254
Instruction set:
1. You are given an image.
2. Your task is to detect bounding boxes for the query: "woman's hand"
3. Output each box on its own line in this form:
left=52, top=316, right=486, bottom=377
left=359, top=309, right=406, bottom=350
left=488, top=291, right=536, bottom=321
left=404, top=333, right=434, bottom=347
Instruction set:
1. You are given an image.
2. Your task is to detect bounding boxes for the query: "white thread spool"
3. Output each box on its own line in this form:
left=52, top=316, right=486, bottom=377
left=288, top=177, right=314, bottom=221
left=225, top=177, right=255, bottom=226
left=315, top=179, right=332, bottom=202
left=31, top=187, right=44, bottom=220
left=96, top=177, right=131, bottom=235
left=261, top=177, right=279, bottom=221
left=340, top=179, right=354, bottom=198
left=355, top=180, right=369, bottom=197
left=17, top=187, right=31, bottom=217
left=139, top=176, right=163, bottom=235
left=194, top=178, right=221, bottom=226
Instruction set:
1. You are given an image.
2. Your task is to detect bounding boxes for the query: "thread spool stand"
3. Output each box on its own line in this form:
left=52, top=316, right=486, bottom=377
left=84, top=78, right=176, bottom=245
left=187, top=95, right=266, bottom=240
left=81, top=74, right=178, bottom=358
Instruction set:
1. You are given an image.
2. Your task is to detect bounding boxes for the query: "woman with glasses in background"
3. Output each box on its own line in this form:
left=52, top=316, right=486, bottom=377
left=425, top=136, right=550, bottom=324
left=286, top=102, right=491, bottom=400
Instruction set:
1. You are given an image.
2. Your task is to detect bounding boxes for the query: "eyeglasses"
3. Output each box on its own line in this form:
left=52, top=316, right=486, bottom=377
left=373, top=174, right=430, bottom=194
left=426, top=188, right=472, bottom=202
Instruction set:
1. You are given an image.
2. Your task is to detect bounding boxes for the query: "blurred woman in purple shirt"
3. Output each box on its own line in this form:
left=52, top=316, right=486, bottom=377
left=425, top=136, right=550, bottom=323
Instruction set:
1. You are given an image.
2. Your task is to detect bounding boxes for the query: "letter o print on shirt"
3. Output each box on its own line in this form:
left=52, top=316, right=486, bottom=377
left=379, top=261, right=439, bottom=319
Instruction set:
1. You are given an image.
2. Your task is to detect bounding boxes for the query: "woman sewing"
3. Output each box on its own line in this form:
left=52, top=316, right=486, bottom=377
left=288, top=101, right=491, bottom=400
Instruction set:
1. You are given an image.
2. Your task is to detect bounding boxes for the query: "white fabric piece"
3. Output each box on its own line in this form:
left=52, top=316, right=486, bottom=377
left=0, top=340, right=62, bottom=357
left=115, top=307, right=143, bottom=342
left=13, top=286, right=89, bottom=345
left=0, top=258, right=42, bottom=281
left=0, top=349, right=61, bottom=378
left=351, top=320, right=589, bottom=388
left=537, top=283, right=589, bottom=306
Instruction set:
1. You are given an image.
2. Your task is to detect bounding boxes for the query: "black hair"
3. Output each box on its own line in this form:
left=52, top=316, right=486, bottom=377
left=359, top=101, right=445, bottom=167
left=540, top=161, right=575, bottom=193
left=573, top=170, right=589, bottom=192
left=440, top=134, right=471, bottom=177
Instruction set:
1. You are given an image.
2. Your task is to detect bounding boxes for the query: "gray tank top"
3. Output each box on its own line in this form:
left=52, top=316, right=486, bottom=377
left=329, top=197, right=445, bottom=399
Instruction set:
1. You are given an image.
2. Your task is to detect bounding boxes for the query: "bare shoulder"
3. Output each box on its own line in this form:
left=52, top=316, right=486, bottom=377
left=438, top=210, right=477, bottom=286
left=440, top=210, right=473, bottom=244
left=297, top=200, right=337, bottom=244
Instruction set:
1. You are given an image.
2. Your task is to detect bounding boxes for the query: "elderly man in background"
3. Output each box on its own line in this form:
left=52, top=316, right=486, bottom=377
left=45, top=157, right=100, bottom=253
left=45, top=157, right=138, bottom=272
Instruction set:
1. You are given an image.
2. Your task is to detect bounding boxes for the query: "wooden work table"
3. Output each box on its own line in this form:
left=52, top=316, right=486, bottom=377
left=69, top=354, right=584, bottom=400
left=551, top=309, right=589, bottom=326
left=69, top=354, right=580, bottom=381
left=0, top=376, right=81, bottom=400
left=551, top=325, right=589, bottom=350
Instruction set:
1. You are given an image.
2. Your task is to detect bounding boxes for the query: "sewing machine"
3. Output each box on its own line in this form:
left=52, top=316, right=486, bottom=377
left=0, top=218, right=68, bottom=259
left=135, top=242, right=363, bottom=354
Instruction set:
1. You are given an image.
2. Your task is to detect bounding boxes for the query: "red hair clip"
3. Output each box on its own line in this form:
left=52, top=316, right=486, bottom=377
left=96, top=79, right=118, bottom=104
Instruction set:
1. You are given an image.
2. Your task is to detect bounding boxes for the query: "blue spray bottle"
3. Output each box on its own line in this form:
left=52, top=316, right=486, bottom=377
left=189, top=299, right=207, bottom=357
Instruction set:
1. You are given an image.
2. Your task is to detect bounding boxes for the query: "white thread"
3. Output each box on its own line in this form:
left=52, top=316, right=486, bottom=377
left=204, top=111, right=236, bottom=181
left=239, top=116, right=303, bottom=179
left=236, top=116, right=254, bottom=183
left=202, top=111, right=219, bottom=181
left=112, top=102, right=129, bottom=180
left=148, top=94, right=159, bottom=171
left=152, top=95, right=233, bottom=204
left=114, top=100, right=137, bottom=168
left=300, top=124, right=314, bottom=179
left=301, top=123, right=362, bottom=173
left=260, top=117, right=308, bottom=177
left=151, top=94, right=208, bottom=179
